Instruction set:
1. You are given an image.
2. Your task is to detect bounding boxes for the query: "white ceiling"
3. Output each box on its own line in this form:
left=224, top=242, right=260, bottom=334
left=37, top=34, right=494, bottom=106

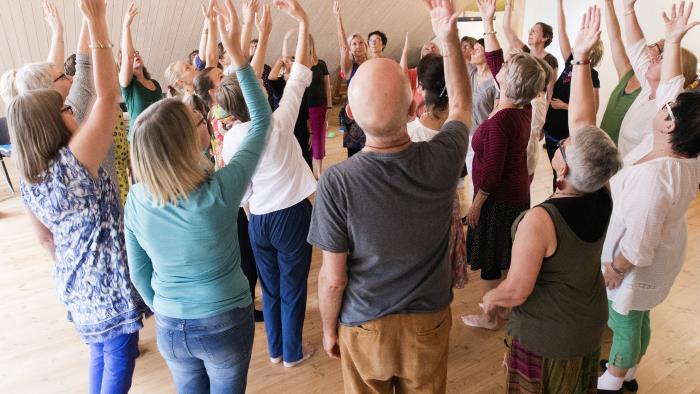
left=0, top=0, right=443, bottom=89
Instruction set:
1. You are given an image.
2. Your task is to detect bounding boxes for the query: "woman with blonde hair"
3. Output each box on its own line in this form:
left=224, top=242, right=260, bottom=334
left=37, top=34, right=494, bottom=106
left=123, top=0, right=272, bottom=390
left=9, top=1, right=147, bottom=391
left=333, top=0, right=369, bottom=157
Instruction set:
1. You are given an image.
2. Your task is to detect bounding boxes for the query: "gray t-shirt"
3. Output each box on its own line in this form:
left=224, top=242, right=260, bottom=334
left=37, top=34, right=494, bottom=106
left=308, top=120, right=469, bottom=326
left=469, top=66, right=498, bottom=133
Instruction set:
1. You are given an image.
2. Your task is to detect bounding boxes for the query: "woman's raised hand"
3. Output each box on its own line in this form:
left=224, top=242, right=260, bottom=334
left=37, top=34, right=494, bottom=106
left=122, top=2, right=138, bottom=27
left=572, top=5, right=602, bottom=60
left=422, top=0, right=458, bottom=43
left=43, top=0, right=63, bottom=33
left=254, top=4, right=272, bottom=38
left=663, top=1, right=700, bottom=43
left=219, top=0, right=246, bottom=67
left=476, top=0, right=497, bottom=23
left=274, top=0, right=307, bottom=22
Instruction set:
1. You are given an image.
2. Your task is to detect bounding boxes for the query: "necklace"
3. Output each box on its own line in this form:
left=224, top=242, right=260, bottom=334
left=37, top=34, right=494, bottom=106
left=363, top=137, right=412, bottom=152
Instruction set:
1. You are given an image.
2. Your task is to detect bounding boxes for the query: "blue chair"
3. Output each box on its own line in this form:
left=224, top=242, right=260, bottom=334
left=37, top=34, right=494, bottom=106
left=0, top=117, right=14, bottom=193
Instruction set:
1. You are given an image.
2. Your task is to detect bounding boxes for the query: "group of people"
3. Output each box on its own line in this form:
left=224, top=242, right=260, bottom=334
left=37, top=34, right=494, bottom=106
left=1, top=0, right=700, bottom=393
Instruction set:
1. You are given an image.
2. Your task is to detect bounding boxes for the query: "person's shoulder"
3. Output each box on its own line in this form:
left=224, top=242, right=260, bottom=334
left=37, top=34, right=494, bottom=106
left=440, top=119, right=468, bottom=134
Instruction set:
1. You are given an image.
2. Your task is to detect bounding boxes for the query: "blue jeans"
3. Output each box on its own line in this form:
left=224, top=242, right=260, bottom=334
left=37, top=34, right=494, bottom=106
left=249, top=199, right=312, bottom=363
left=89, top=332, right=139, bottom=394
left=155, top=305, right=254, bottom=394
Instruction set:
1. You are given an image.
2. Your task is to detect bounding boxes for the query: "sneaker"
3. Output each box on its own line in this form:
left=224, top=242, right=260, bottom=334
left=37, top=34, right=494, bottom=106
left=283, top=345, right=314, bottom=368
left=599, top=359, right=639, bottom=392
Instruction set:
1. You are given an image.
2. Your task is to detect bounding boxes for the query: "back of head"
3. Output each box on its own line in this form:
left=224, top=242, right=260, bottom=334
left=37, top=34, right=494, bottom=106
left=130, top=99, right=210, bottom=206
left=7, top=89, right=71, bottom=183
left=194, top=67, right=217, bottom=108
left=566, top=126, right=622, bottom=193
left=669, top=91, right=700, bottom=158
left=348, top=58, right=412, bottom=137
left=0, top=69, right=18, bottom=106
left=15, top=62, right=54, bottom=94
left=503, top=52, right=546, bottom=106
left=416, top=54, right=448, bottom=114
left=680, top=47, right=698, bottom=88
left=216, top=74, right=250, bottom=122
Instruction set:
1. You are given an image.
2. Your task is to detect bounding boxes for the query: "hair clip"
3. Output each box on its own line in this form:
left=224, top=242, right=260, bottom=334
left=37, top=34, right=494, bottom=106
left=440, top=85, right=448, bottom=98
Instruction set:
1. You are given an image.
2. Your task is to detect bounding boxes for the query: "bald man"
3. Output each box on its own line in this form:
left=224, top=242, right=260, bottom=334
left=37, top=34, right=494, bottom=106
left=308, top=1, right=472, bottom=392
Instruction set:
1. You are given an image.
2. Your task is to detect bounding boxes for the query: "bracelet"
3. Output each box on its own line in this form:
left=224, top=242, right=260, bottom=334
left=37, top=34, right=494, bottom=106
left=573, top=59, right=591, bottom=65
left=484, top=31, right=497, bottom=36
left=610, top=262, right=626, bottom=276
left=89, top=41, right=114, bottom=50
left=623, top=9, right=635, bottom=16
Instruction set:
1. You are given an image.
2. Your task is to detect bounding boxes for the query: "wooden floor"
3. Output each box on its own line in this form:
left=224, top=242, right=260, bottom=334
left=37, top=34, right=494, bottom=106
left=1, top=113, right=699, bottom=393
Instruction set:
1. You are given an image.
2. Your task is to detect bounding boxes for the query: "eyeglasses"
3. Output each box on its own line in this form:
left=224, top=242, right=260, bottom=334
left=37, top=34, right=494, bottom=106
left=54, top=73, right=69, bottom=83
left=195, top=114, right=207, bottom=128
left=557, top=138, right=568, bottom=163
left=665, top=102, right=676, bottom=123
left=61, top=105, right=74, bottom=115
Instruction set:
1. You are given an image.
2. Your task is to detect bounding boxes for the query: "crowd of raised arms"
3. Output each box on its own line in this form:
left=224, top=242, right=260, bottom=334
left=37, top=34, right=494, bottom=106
left=1, top=0, right=700, bottom=392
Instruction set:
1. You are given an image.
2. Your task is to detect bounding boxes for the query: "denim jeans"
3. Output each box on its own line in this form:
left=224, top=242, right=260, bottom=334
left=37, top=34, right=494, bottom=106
left=155, top=304, right=255, bottom=394
left=89, top=331, right=139, bottom=394
left=249, top=199, right=312, bottom=363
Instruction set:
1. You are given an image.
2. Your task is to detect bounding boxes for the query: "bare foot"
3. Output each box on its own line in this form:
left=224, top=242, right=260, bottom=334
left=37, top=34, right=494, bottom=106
left=270, top=356, right=282, bottom=364
left=461, top=313, right=499, bottom=330
left=283, top=345, right=315, bottom=368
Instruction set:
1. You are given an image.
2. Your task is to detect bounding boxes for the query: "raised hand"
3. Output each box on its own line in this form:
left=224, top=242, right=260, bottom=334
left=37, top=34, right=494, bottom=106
left=572, top=5, right=602, bottom=60
left=219, top=0, right=245, bottom=67
left=43, top=0, right=63, bottom=33
left=242, top=0, right=260, bottom=24
left=254, top=4, right=272, bottom=38
left=422, top=0, right=458, bottom=42
left=79, top=0, right=108, bottom=22
left=476, top=0, right=496, bottom=23
left=663, top=1, right=700, bottom=43
left=622, top=0, right=637, bottom=12
left=201, top=0, right=219, bottom=21
left=274, top=0, right=307, bottom=22
left=333, top=0, right=341, bottom=20
left=122, top=2, right=138, bottom=27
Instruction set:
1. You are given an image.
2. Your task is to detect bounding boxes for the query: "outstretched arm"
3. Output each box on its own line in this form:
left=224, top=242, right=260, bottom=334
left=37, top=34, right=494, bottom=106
left=479, top=0, right=501, bottom=53
left=119, top=2, right=137, bottom=87
left=503, top=0, right=525, bottom=51
left=400, top=32, right=410, bottom=72
left=251, top=4, right=272, bottom=78
left=204, top=0, right=219, bottom=68
left=569, top=6, right=601, bottom=134
left=424, top=0, right=471, bottom=127
left=197, top=19, right=208, bottom=67
left=557, top=0, right=572, bottom=60
left=604, top=0, right=633, bottom=79
left=43, top=0, right=65, bottom=68
left=622, top=0, right=644, bottom=46
left=333, top=0, right=353, bottom=80
left=69, top=0, right=121, bottom=176
left=240, top=0, right=259, bottom=56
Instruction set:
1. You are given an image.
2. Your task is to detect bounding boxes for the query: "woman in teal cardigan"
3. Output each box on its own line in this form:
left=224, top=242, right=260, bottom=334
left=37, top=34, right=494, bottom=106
left=123, top=2, right=272, bottom=393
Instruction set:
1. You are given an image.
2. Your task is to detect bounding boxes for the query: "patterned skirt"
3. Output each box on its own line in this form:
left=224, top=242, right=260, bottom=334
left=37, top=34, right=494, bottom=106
left=449, top=194, right=468, bottom=289
left=506, top=338, right=600, bottom=394
left=467, top=198, right=529, bottom=280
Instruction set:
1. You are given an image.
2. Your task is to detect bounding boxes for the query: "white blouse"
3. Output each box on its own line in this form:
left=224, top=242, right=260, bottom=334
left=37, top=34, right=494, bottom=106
left=602, top=81, right=699, bottom=314
left=618, top=39, right=684, bottom=157
left=407, top=118, right=439, bottom=142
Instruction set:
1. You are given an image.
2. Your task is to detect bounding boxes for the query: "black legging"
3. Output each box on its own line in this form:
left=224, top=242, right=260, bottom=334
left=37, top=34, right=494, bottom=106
left=237, top=207, right=257, bottom=302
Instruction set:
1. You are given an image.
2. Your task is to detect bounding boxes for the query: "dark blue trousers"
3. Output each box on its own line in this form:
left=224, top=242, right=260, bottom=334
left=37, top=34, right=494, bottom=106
left=248, top=199, right=312, bottom=363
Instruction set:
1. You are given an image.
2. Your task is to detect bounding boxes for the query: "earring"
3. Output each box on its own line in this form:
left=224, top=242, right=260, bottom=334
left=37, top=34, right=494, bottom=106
left=556, top=177, right=565, bottom=190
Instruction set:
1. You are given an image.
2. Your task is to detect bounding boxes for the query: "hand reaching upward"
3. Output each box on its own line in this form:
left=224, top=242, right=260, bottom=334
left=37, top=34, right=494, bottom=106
left=422, top=0, right=458, bottom=43
left=663, top=1, right=700, bottom=43
left=43, top=0, right=63, bottom=33
left=572, top=5, right=602, bottom=60
left=275, top=0, right=307, bottom=22
left=219, top=0, right=246, bottom=67
left=122, top=2, right=138, bottom=27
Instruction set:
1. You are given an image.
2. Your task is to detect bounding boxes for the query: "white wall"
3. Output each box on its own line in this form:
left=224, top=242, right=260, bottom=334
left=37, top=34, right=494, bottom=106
left=520, top=0, right=700, bottom=122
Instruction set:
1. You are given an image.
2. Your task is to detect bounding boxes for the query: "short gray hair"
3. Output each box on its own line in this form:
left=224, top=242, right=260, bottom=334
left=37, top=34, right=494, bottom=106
left=503, top=52, right=545, bottom=106
left=0, top=69, right=18, bottom=106
left=15, top=62, right=54, bottom=94
left=565, top=125, right=622, bottom=193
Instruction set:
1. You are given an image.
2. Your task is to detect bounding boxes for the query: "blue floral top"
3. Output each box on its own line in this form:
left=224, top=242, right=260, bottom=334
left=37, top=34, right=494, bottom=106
left=21, top=147, right=147, bottom=344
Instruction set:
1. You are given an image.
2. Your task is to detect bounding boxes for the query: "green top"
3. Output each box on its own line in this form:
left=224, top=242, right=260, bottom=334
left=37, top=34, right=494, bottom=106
left=599, top=69, right=641, bottom=145
left=123, top=65, right=272, bottom=320
left=121, top=78, right=163, bottom=141
left=508, top=202, right=609, bottom=359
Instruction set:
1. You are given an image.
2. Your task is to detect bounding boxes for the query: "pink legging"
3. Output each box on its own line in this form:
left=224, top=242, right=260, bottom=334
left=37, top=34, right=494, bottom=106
left=308, top=105, right=327, bottom=160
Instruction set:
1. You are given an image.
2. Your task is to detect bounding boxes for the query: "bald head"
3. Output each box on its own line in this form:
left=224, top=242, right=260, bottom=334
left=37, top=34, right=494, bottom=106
left=348, top=58, right=412, bottom=138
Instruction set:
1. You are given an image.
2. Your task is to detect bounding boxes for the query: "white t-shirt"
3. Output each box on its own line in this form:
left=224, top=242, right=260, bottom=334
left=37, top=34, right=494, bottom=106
left=407, top=118, right=439, bottom=142
left=602, top=75, right=699, bottom=315
left=618, top=39, right=684, bottom=157
left=221, top=63, right=316, bottom=215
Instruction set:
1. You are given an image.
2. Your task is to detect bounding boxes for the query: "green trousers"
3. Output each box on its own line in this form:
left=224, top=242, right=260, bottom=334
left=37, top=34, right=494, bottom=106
left=607, top=300, right=651, bottom=369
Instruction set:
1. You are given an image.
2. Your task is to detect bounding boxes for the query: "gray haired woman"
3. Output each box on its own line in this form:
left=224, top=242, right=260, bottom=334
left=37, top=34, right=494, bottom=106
left=480, top=6, right=622, bottom=392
